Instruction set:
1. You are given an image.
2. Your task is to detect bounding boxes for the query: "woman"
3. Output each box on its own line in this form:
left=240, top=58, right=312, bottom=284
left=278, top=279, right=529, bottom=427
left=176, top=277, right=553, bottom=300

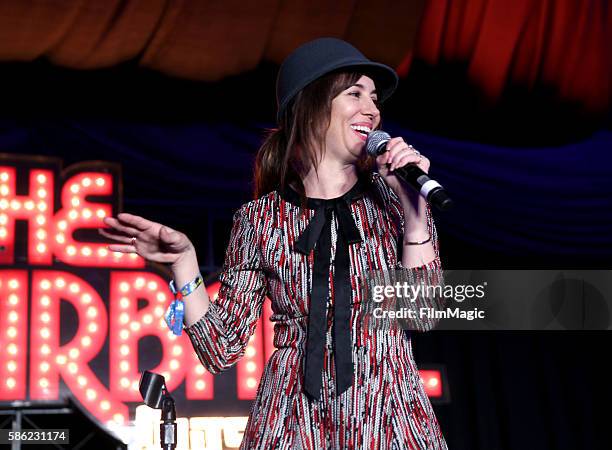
left=101, top=38, right=447, bottom=449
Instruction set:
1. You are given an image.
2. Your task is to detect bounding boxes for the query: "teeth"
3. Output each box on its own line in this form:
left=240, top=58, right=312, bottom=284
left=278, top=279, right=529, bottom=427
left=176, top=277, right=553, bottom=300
left=350, top=125, right=371, bottom=134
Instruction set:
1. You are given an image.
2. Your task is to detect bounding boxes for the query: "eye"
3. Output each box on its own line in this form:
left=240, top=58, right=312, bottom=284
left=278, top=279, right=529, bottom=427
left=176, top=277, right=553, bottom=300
left=348, top=91, right=361, bottom=98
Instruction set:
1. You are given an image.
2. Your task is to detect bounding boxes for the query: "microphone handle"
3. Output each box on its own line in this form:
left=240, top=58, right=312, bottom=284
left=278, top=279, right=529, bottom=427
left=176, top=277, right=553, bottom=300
left=393, top=164, right=454, bottom=212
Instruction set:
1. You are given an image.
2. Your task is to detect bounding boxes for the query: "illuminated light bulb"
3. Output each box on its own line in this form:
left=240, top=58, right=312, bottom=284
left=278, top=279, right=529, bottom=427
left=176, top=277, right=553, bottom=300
left=68, top=363, right=78, bottom=374
left=70, top=184, right=79, bottom=194
left=120, top=361, right=129, bottom=372
left=130, top=322, right=141, bottom=332
left=8, top=294, right=19, bottom=306
left=40, top=378, right=49, bottom=388
left=40, top=328, right=50, bottom=339
left=69, top=282, right=80, bottom=293
left=169, top=359, right=179, bottom=370
left=37, top=201, right=47, bottom=212
left=24, top=200, right=35, bottom=210
left=119, top=330, right=129, bottom=340
left=66, top=246, right=76, bottom=256
left=37, top=188, right=47, bottom=198
left=147, top=281, right=158, bottom=290
left=428, top=378, right=439, bottom=387
left=10, top=200, right=20, bottom=210
left=82, top=177, right=92, bottom=187
left=120, top=345, right=129, bottom=356
left=7, top=378, right=16, bottom=389
left=162, top=372, right=170, bottom=381
left=0, top=185, right=8, bottom=196
left=37, top=174, right=47, bottom=183
left=40, top=362, right=50, bottom=373
left=196, top=380, right=206, bottom=390
left=131, top=381, right=139, bottom=391
left=245, top=347, right=256, bottom=357
left=86, top=306, right=97, bottom=318
left=246, top=361, right=256, bottom=373
left=0, top=172, right=8, bottom=181
left=41, top=312, right=50, bottom=323
left=86, top=389, right=96, bottom=400
left=0, top=213, right=6, bottom=224
left=58, top=220, right=67, bottom=230
left=98, top=247, right=108, bottom=257
left=77, top=376, right=87, bottom=387
left=71, top=197, right=80, bottom=207
left=56, top=234, right=65, bottom=244
left=82, top=208, right=92, bottom=219
left=129, top=253, right=138, bottom=259
left=159, top=319, right=167, bottom=330
left=172, top=345, right=182, bottom=356
left=143, top=314, right=153, bottom=324
left=0, top=227, right=7, bottom=238
left=68, top=210, right=78, bottom=220
left=0, top=199, right=8, bottom=209
left=7, top=361, right=17, bottom=372
left=36, top=243, right=46, bottom=253
left=36, top=229, right=47, bottom=240
left=135, top=277, right=145, bottom=288
left=81, top=293, right=92, bottom=304
left=81, top=336, right=92, bottom=347
left=96, top=209, right=106, bottom=219
left=82, top=246, right=92, bottom=256
left=8, top=279, right=19, bottom=289
left=40, top=295, right=51, bottom=307
left=96, top=177, right=105, bottom=186
left=88, top=323, right=98, bottom=333
left=120, top=378, right=130, bottom=388
left=8, top=311, right=18, bottom=323
left=55, top=278, right=65, bottom=288
left=113, top=414, right=125, bottom=424
left=119, top=297, right=130, bottom=309
left=195, top=365, right=205, bottom=375
left=36, top=215, right=45, bottom=225
left=69, top=348, right=80, bottom=359
left=119, top=282, right=129, bottom=292
left=156, top=292, right=166, bottom=302
left=154, top=306, right=164, bottom=316
left=246, top=378, right=257, bottom=389
left=119, top=313, right=129, bottom=324
left=40, top=279, right=51, bottom=290
left=55, top=355, right=67, bottom=365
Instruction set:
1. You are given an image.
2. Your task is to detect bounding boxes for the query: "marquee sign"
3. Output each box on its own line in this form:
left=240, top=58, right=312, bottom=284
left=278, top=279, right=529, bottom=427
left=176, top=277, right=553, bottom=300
left=0, top=154, right=275, bottom=428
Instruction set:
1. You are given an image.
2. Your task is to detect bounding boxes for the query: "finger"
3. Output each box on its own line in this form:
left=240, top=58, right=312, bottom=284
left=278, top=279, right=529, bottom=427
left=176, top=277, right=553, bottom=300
left=99, top=228, right=134, bottom=244
left=103, top=217, right=140, bottom=236
left=116, top=213, right=156, bottom=232
left=376, top=151, right=390, bottom=167
left=388, top=146, right=416, bottom=168
left=391, top=154, right=420, bottom=171
left=108, top=244, right=136, bottom=253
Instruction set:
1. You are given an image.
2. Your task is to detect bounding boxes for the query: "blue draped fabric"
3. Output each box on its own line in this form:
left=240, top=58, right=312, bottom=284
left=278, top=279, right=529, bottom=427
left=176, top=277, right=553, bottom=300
left=1, top=118, right=611, bottom=262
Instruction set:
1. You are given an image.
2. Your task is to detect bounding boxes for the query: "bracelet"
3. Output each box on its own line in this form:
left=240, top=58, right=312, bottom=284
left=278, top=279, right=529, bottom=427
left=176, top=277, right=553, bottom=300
left=405, top=236, right=431, bottom=245
left=164, top=273, right=203, bottom=336
left=169, top=274, right=203, bottom=300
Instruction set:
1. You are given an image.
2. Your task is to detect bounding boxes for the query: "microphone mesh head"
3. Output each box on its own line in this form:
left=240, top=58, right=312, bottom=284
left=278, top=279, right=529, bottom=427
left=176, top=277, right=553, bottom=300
left=365, top=130, right=391, bottom=156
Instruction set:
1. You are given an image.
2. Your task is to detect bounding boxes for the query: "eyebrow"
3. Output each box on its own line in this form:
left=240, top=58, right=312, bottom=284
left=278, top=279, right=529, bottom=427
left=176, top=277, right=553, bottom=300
left=352, top=83, right=378, bottom=96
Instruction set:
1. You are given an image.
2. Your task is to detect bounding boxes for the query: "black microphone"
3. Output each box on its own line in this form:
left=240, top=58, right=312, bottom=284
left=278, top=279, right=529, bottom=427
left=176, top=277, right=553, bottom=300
left=366, top=130, right=453, bottom=211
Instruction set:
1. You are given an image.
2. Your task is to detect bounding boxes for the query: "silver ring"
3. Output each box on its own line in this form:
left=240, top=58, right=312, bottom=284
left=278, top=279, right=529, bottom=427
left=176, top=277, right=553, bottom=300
left=131, top=237, right=137, bottom=247
left=413, top=149, right=421, bottom=157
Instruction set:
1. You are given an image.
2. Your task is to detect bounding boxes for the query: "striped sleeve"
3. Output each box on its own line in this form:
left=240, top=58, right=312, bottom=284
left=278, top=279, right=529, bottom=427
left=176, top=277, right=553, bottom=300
left=184, top=204, right=266, bottom=373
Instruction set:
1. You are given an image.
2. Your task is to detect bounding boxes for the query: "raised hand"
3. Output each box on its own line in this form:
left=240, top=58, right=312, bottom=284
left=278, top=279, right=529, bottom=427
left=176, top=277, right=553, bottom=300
left=99, top=213, right=194, bottom=266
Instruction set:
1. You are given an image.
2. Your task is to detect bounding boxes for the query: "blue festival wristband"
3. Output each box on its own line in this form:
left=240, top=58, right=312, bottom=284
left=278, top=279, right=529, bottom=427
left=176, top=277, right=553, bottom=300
left=164, top=274, right=203, bottom=335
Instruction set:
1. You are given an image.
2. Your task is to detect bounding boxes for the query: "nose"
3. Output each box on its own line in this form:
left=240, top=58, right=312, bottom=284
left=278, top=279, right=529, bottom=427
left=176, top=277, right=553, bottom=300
left=362, top=97, right=380, bottom=119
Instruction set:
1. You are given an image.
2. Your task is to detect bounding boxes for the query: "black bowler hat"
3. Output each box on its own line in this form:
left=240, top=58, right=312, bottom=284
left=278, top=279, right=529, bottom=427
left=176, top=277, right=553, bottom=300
left=276, top=37, right=399, bottom=123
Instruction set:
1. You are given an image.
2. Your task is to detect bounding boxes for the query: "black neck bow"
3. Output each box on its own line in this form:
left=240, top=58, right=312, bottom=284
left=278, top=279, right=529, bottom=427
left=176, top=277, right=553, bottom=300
left=282, top=179, right=366, bottom=399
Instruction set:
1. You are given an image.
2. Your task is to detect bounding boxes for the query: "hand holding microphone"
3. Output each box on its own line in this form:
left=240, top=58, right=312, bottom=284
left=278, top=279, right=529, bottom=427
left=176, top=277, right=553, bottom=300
left=366, top=130, right=453, bottom=212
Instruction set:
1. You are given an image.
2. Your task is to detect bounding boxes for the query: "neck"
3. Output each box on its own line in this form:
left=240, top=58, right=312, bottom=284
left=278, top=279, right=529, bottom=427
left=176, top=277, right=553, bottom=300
left=301, top=158, right=359, bottom=199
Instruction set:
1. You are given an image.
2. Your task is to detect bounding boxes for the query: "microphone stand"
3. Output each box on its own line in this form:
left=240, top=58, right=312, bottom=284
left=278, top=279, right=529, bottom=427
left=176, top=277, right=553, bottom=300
left=160, top=389, right=177, bottom=450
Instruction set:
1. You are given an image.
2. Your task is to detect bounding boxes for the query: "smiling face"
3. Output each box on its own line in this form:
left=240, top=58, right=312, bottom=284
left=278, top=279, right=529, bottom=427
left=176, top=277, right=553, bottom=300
left=324, top=75, right=380, bottom=164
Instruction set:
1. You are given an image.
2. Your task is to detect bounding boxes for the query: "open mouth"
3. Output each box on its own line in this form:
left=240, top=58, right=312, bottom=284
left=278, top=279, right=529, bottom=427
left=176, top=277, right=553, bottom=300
left=350, top=124, right=371, bottom=141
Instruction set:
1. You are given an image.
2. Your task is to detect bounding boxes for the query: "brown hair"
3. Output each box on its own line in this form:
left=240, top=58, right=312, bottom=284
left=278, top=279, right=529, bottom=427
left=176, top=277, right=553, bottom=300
left=254, top=71, right=377, bottom=199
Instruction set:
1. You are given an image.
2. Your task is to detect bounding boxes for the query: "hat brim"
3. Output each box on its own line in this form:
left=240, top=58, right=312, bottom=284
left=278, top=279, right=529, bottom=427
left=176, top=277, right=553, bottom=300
left=277, top=59, right=398, bottom=122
